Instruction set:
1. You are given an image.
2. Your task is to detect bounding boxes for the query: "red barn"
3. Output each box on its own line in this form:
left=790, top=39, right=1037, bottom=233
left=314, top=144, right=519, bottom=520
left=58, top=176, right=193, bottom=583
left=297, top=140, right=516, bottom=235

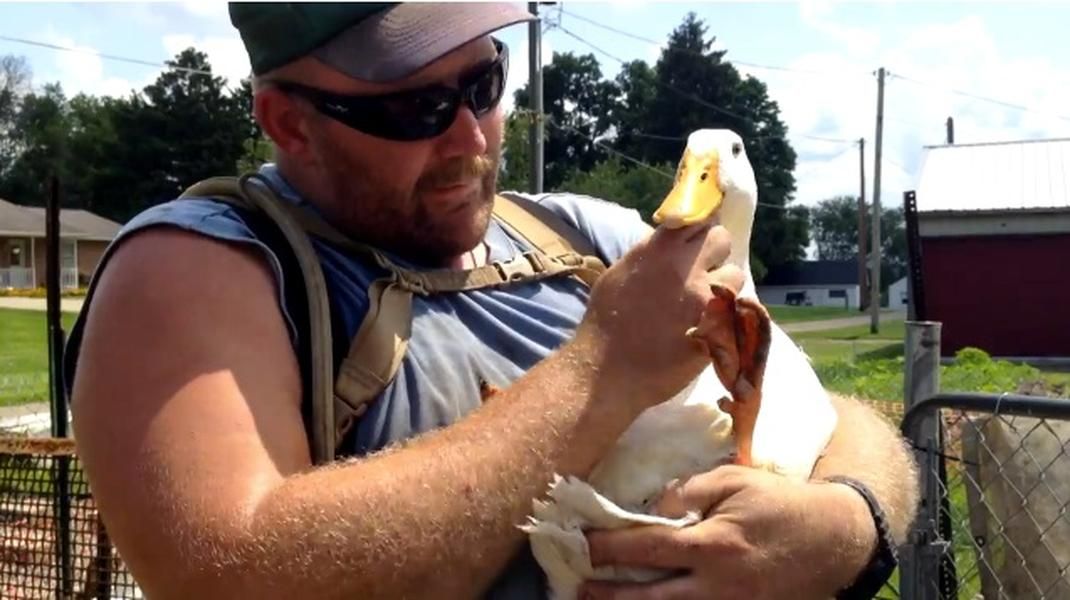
left=912, top=138, right=1070, bottom=360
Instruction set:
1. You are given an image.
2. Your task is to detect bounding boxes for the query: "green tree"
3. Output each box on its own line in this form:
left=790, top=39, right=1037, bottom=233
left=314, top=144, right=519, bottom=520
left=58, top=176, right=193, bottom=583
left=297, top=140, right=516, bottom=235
left=614, top=13, right=807, bottom=275
left=498, top=110, right=531, bottom=193
left=234, top=77, right=274, bottom=173
left=65, top=93, right=121, bottom=212
left=0, top=54, right=32, bottom=177
left=140, top=48, right=247, bottom=199
left=811, top=195, right=862, bottom=261
left=88, top=48, right=249, bottom=222
left=558, top=157, right=674, bottom=222
left=611, top=60, right=658, bottom=159
left=810, top=194, right=908, bottom=288
left=0, top=83, right=70, bottom=206
left=513, top=52, right=620, bottom=189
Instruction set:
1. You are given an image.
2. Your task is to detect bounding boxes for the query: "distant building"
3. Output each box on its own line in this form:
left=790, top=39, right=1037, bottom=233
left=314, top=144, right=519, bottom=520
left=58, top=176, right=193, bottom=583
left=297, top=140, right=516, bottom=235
left=887, top=276, right=909, bottom=309
left=0, top=198, right=121, bottom=289
left=757, top=259, right=861, bottom=309
left=912, top=137, right=1070, bottom=359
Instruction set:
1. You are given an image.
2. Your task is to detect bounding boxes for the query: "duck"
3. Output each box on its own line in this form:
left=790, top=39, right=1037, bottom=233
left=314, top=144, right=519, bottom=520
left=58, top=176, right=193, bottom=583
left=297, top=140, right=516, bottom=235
left=521, top=129, right=840, bottom=598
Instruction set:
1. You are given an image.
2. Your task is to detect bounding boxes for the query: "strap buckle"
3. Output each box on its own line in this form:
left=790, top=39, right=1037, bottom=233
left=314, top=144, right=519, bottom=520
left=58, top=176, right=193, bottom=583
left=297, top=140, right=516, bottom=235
left=493, top=251, right=547, bottom=282
left=394, top=271, right=430, bottom=295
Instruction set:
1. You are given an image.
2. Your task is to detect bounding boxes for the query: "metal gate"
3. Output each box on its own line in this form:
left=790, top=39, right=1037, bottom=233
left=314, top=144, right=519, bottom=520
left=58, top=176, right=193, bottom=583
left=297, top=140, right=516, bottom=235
left=898, top=321, right=1070, bottom=599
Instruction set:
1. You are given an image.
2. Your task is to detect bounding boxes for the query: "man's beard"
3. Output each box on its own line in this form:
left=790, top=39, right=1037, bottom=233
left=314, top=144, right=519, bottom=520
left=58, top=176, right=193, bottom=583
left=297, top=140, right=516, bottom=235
left=316, top=143, right=500, bottom=267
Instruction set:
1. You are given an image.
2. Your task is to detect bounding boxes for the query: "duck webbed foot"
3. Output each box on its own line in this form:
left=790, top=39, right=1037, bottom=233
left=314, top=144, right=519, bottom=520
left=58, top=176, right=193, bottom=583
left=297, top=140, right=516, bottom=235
left=685, top=284, right=772, bottom=467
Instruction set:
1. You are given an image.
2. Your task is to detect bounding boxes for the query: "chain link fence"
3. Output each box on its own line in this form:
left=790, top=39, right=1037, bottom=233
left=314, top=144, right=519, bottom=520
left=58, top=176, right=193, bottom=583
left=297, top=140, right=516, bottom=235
left=0, top=436, right=141, bottom=599
left=898, top=321, right=1070, bottom=600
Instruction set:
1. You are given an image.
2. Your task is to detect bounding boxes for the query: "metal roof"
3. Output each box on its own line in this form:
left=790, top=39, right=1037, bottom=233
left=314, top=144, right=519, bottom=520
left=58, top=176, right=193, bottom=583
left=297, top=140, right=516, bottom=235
left=761, top=259, right=860, bottom=286
left=0, top=198, right=121, bottom=240
left=914, top=138, right=1070, bottom=213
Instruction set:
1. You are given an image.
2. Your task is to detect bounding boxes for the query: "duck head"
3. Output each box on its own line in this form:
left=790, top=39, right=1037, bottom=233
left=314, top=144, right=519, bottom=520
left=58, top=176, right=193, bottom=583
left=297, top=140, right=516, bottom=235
left=653, top=129, right=758, bottom=272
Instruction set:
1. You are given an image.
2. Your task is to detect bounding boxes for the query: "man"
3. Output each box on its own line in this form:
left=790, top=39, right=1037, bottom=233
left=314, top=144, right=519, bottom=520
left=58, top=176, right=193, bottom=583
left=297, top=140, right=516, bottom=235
left=66, top=3, right=917, bottom=599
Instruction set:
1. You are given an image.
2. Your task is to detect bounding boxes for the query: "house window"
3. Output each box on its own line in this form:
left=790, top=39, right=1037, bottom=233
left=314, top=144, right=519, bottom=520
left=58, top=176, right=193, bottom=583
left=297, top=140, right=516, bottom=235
left=6, top=239, right=28, bottom=267
left=61, top=240, right=75, bottom=269
left=829, top=289, right=847, bottom=299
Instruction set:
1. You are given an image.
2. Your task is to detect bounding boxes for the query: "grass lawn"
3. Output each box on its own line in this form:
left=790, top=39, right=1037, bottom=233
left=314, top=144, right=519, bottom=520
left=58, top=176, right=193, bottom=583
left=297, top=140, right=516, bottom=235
left=790, top=319, right=906, bottom=365
left=0, top=308, right=78, bottom=407
left=767, top=305, right=858, bottom=323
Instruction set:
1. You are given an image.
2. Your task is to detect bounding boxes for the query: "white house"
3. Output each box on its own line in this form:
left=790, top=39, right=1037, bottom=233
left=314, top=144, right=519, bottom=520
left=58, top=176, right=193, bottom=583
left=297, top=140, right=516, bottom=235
left=757, top=259, right=862, bottom=309
left=886, top=276, right=909, bottom=309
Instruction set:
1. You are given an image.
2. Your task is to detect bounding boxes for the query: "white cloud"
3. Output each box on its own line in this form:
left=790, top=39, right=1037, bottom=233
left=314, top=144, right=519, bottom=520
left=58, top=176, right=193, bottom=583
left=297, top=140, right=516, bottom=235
left=37, top=29, right=145, bottom=98
left=753, top=9, right=1070, bottom=211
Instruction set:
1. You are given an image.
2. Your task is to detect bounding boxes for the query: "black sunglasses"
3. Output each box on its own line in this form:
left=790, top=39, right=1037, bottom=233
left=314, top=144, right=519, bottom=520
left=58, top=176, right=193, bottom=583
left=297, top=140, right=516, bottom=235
left=275, top=38, right=509, bottom=142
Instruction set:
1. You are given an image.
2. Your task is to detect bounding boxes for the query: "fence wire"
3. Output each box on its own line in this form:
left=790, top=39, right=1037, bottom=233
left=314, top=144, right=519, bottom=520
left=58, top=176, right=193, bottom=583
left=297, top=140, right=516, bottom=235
left=903, top=395, right=1070, bottom=600
left=0, top=436, right=141, bottom=599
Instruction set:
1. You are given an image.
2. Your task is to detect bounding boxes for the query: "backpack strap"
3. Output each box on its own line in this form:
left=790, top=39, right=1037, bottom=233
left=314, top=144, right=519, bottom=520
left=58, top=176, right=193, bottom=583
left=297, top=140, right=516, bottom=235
left=179, top=175, right=608, bottom=463
left=179, top=174, right=337, bottom=465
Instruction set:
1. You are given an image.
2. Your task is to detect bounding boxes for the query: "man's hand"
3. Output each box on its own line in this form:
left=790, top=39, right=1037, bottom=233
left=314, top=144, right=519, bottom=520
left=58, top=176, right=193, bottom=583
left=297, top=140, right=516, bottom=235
left=574, top=224, right=745, bottom=414
left=581, top=466, right=878, bottom=599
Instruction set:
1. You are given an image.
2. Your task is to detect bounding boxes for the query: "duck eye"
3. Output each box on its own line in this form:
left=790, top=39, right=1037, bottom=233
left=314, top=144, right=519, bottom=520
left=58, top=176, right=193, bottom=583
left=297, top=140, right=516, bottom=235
left=731, top=142, right=743, bottom=157
left=700, top=172, right=708, bottom=181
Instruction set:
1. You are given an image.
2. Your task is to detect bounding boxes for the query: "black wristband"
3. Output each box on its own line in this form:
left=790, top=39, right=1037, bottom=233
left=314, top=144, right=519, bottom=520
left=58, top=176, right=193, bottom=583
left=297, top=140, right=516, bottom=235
left=823, top=476, right=898, bottom=600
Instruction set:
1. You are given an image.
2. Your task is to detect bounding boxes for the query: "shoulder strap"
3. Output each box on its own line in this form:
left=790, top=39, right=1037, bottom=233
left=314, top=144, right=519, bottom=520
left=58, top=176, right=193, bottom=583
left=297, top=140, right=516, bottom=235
left=180, top=175, right=338, bottom=465
left=179, top=176, right=608, bottom=464
left=493, top=192, right=601, bottom=260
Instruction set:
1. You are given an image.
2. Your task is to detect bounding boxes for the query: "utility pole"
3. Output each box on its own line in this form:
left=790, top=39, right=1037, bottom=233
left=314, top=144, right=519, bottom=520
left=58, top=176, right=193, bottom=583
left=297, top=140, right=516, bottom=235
left=870, top=67, right=886, bottom=334
left=528, top=2, right=544, bottom=194
left=857, top=137, right=867, bottom=312
left=946, top=116, right=955, bottom=144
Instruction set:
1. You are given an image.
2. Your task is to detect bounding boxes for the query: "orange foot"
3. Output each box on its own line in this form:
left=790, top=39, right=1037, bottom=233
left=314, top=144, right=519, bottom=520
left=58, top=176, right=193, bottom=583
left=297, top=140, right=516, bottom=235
left=686, top=284, right=772, bottom=467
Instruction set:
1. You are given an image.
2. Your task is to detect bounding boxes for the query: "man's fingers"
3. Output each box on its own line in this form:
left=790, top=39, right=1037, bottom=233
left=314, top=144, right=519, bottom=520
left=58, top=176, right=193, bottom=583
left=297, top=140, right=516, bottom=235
left=707, top=264, right=745, bottom=295
left=586, top=525, right=698, bottom=571
left=581, top=574, right=702, bottom=600
left=696, top=226, right=732, bottom=273
left=651, top=467, right=750, bottom=519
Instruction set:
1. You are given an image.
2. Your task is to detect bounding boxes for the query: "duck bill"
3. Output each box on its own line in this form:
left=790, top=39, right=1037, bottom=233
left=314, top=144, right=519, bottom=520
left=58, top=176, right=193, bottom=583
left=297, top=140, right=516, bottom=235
left=653, top=149, right=723, bottom=229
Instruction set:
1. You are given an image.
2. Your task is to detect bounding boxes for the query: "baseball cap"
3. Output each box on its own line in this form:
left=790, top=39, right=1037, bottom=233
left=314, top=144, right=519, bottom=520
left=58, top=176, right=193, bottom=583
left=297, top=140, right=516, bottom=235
left=229, top=2, right=535, bottom=82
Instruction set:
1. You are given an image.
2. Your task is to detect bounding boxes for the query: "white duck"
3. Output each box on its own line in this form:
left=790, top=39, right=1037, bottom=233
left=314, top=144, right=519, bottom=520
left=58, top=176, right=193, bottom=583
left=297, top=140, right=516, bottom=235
left=521, top=129, right=839, bottom=598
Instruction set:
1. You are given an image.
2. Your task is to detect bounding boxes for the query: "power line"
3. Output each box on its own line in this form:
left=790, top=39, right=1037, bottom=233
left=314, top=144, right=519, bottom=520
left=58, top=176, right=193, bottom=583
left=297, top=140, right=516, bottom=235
left=793, top=143, right=859, bottom=179
left=555, top=24, right=750, bottom=123
left=552, top=24, right=857, bottom=145
left=556, top=7, right=861, bottom=78
left=0, top=33, right=223, bottom=79
left=887, top=71, right=1070, bottom=124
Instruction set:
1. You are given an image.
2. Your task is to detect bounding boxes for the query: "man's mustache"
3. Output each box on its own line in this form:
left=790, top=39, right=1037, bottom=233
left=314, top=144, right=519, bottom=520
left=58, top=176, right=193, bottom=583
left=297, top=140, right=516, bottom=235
left=418, top=155, right=496, bottom=190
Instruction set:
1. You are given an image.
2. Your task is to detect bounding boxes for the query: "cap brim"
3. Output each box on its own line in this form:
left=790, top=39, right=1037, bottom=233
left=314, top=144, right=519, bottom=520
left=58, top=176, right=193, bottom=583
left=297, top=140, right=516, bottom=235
left=312, top=2, right=535, bottom=83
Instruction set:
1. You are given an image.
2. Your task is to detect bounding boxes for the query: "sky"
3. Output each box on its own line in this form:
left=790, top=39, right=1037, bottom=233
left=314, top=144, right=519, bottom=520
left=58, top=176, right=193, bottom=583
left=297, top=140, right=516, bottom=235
left=2, top=0, right=1070, bottom=212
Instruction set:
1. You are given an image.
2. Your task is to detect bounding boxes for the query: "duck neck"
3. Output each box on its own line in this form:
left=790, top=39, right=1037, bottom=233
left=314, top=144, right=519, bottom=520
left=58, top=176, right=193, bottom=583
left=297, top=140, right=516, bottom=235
left=722, top=199, right=757, bottom=299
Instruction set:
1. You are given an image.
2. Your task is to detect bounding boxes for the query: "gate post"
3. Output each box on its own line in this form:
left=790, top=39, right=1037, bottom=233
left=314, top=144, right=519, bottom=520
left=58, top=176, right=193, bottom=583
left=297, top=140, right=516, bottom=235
left=901, top=321, right=943, bottom=600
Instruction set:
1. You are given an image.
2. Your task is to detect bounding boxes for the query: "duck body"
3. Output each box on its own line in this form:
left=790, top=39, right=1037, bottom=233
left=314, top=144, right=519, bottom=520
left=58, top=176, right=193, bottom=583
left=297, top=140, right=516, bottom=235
left=522, top=129, right=838, bottom=599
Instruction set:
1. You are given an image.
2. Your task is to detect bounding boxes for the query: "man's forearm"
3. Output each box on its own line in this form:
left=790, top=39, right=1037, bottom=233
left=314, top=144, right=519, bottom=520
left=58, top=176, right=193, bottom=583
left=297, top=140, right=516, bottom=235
left=190, top=338, right=637, bottom=600
left=812, top=393, right=920, bottom=544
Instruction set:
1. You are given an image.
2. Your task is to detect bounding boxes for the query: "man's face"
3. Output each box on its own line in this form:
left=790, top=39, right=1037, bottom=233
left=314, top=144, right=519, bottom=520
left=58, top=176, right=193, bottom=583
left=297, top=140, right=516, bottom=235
left=288, top=37, right=504, bottom=266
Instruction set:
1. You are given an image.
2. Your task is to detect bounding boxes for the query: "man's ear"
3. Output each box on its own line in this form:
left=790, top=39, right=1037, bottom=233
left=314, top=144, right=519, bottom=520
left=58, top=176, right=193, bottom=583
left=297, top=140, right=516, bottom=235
left=254, top=88, right=313, bottom=158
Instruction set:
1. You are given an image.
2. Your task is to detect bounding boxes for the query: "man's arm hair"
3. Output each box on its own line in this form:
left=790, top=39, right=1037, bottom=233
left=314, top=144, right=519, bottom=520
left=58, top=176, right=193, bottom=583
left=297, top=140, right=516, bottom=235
left=813, top=393, right=920, bottom=545
left=71, top=229, right=639, bottom=600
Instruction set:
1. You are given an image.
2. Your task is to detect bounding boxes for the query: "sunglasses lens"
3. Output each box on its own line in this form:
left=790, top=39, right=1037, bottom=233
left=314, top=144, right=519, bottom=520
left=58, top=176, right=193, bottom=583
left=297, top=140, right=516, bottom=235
left=381, top=90, right=458, bottom=139
left=469, top=62, right=505, bottom=115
